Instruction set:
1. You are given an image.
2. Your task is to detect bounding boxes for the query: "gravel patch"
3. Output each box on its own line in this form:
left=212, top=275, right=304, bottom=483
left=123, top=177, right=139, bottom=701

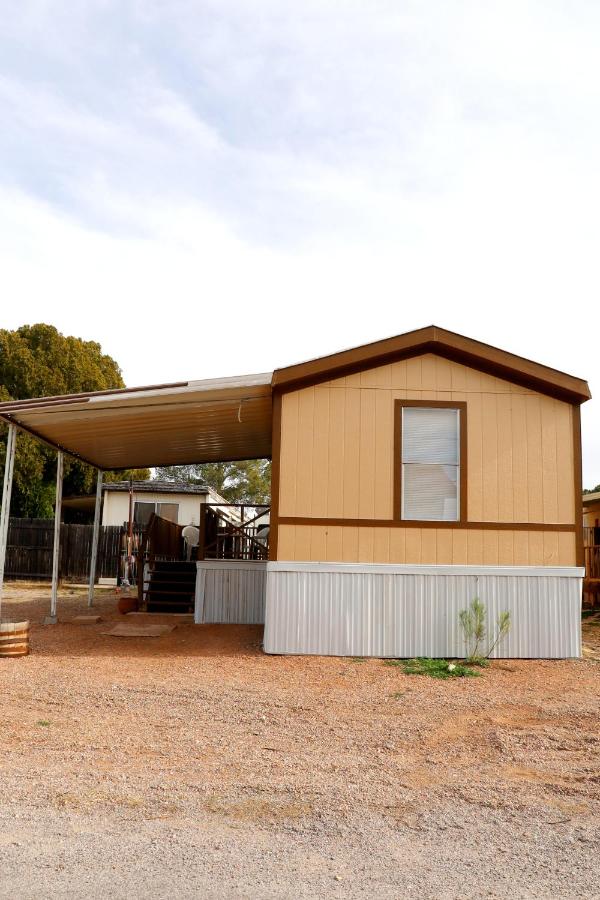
left=0, top=585, right=599, bottom=899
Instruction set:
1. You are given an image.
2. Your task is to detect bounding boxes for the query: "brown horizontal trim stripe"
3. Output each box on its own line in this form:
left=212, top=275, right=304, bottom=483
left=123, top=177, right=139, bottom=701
left=277, top=516, right=576, bottom=533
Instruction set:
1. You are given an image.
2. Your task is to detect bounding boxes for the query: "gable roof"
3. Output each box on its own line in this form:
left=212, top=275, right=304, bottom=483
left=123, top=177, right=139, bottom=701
left=271, top=325, right=591, bottom=403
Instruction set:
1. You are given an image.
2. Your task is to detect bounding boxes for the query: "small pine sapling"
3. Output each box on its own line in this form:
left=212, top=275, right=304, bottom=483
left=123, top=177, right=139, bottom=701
left=459, top=598, right=511, bottom=663
left=458, top=597, right=486, bottom=662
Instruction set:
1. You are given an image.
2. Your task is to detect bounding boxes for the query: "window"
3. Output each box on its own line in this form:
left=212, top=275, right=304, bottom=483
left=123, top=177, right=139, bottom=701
left=133, top=501, right=179, bottom=526
left=157, top=502, right=178, bottom=523
left=134, top=501, right=155, bottom=527
left=394, top=401, right=466, bottom=522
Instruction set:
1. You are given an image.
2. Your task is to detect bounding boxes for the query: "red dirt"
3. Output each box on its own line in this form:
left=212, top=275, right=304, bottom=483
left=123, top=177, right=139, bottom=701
left=0, top=583, right=599, bottom=899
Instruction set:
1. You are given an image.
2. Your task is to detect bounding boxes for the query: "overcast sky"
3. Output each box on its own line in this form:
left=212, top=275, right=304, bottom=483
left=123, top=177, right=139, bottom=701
left=0, top=1, right=598, bottom=482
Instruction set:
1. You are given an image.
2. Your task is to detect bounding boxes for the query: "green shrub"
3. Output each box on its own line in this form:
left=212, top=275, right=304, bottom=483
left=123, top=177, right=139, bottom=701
left=385, top=657, right=480, bottom=679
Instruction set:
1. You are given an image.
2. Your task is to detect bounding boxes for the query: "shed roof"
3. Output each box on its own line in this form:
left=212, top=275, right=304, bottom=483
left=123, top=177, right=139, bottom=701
left=0, top=326, right=590, bottom=471
left=582, top=491, right=600, bottom=506
left=103, top=480, right=209, bottom=494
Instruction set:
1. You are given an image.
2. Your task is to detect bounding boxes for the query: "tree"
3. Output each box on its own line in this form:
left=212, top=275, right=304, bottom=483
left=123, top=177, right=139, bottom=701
left=155, top=460, right=271, bottom=505
left=0, top=324, right=149, bottom=516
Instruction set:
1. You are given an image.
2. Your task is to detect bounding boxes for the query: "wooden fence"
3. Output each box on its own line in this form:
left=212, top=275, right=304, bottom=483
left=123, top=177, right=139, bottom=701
left=4, top=518, right=143, bottom=583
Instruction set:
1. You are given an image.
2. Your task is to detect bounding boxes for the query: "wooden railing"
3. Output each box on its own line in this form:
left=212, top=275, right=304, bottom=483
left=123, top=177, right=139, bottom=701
left=133, top=506, right=270, bottom=604
left=199, top=503, right=270, bottom=561
left=584, top=544, right=600, bottom=580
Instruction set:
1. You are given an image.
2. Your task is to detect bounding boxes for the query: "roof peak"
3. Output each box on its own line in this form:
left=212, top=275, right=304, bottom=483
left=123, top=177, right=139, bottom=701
left=272, top=325, right=590, bottom=403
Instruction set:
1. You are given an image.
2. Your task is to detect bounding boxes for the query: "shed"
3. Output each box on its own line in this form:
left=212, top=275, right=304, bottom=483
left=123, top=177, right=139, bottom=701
left=63, top=479, right=231, bottom=529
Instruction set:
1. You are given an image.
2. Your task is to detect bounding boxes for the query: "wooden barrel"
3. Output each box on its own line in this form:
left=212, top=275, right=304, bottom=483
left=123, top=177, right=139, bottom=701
left=0, top=621, right=30, bottom=657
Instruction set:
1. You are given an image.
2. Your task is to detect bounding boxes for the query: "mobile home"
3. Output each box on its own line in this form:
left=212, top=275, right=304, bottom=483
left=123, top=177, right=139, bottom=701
left=0, top=326, right=590, bottom=657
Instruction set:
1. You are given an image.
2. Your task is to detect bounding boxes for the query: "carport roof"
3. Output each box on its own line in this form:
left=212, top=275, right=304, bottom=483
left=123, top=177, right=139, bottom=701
left=0, top=373, right=273, bottom=470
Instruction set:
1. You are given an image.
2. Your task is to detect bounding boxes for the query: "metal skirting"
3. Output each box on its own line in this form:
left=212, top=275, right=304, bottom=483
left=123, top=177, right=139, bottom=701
left=195, top=561, right=267, bottom=624
left=263, top=563, right=583, bottom=659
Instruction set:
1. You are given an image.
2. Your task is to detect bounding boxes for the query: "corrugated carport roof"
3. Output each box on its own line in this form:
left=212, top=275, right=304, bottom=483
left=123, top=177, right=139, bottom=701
left=0, top=373, right=273, bottom=470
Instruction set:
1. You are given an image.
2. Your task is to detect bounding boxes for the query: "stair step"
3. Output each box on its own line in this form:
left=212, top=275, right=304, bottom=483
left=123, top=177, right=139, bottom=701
left=146, top=605, right=193, bottom=614
left=146, top=598, right=193, bottom=606
left=146, top=595, right=193, bottom=603
left=150, top=572, right=196, bottom=581
left=144, top=560, right=196, bottom=614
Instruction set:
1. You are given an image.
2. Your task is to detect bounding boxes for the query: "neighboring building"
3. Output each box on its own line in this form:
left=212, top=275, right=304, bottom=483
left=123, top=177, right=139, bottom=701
left=582, top=491, right=600, bottom=586
left=62, top=480, right=240, bottom=586
left=582, top=490, right=600, bottom=534
left=0, top=326, right=590, bottom=657
left=101, top=480, right=217, bottom=528
left=64, top=481, right=236, bottom=528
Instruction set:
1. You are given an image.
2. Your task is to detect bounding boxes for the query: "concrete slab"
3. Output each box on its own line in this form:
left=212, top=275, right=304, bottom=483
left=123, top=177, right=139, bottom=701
left=101, top=624, right=176, bottom=637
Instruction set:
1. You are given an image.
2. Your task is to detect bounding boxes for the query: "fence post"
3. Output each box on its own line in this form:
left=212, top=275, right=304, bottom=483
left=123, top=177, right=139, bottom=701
left=47, top=450, right=63, bottom=624
left=87, top=471, right=103, bottom=606
left=0, top=424, right=17, bottom=619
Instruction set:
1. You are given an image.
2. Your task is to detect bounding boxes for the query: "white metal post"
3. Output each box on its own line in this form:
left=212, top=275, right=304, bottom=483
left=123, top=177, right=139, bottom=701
left=48, top=450, right=64, bottom=623
left=0, top=424, right=17, bottom=619
left=87, top=470, right=103, bottom=607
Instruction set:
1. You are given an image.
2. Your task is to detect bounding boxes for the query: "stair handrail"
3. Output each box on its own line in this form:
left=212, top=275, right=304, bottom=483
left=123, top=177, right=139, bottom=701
left=137, top=513, right=185, bottom=606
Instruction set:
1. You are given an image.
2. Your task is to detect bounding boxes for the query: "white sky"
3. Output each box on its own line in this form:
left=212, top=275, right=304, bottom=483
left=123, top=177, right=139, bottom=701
left=0, top=1, right=598, bottom=483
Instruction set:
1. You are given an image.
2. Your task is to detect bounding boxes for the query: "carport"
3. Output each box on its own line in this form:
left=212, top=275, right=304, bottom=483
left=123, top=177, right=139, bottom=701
left=0, top=372, right=273, bottom=621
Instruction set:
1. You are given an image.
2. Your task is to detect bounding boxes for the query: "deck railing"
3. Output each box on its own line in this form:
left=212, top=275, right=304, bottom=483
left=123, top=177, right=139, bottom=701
left=200, top=503, right=270, bottom=561
left=584, top=544, right=600, bottom=580
left=583, top=529, right=600, bottom=608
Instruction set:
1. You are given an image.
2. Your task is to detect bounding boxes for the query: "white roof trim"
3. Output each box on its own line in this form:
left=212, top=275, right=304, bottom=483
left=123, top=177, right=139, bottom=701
left=88, top=372, right=273, bottom=406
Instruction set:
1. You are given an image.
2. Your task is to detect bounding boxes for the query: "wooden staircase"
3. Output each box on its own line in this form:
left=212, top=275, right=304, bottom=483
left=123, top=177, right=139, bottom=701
left=145, top=560, right=196, bottom=614
left=137, top=514, right=195, bottom=614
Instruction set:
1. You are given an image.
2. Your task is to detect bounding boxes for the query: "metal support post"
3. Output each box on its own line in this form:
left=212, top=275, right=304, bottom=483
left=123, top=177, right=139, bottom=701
left=47, top=450, right=64, bottom=624
left=87, top=471, right=103, bottom=606
left=0, top=424, right=17, bottom=619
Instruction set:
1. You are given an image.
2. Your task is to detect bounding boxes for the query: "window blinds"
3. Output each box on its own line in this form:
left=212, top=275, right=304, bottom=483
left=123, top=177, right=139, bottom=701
left=401, top=407, right=460, bottom=521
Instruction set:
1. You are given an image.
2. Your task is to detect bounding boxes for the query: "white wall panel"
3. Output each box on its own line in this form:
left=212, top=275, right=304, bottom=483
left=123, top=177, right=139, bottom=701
left=195, top=561, right=266, bottom=624
left=264, top=563, right=582, bottom=658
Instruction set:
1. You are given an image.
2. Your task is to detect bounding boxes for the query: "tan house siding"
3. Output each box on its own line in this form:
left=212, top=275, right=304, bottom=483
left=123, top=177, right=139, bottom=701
left=276, top=524, right=576, bottom=566
left=276, top=353, right=577, bottom=566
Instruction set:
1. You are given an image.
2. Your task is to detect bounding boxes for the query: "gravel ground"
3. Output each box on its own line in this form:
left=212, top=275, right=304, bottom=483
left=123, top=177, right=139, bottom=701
left=0, top=584, right=599, bottom=899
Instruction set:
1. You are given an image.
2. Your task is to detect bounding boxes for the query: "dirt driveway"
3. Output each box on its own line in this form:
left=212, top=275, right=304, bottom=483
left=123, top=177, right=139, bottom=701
left=0, top=584, right=599, bottom=899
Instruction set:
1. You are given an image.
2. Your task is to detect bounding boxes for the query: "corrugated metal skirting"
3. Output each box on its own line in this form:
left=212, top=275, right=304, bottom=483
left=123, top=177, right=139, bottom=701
left=195, top=561, right=267, bottom=624
left=263, top=564, right=583, bottom=658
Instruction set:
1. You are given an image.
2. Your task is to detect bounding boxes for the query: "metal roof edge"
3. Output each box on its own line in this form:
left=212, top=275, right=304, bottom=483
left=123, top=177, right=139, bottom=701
left=0, top=372, right=274, bottom=415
